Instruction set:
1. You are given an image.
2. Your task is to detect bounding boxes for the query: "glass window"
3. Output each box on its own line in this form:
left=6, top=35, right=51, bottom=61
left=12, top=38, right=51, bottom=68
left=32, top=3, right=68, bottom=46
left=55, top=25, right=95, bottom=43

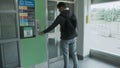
left=90, top=1, right=120, bottom=56
left=48, top=1, right=57, bottom=22
left=48, top=1, right=57, bottom=33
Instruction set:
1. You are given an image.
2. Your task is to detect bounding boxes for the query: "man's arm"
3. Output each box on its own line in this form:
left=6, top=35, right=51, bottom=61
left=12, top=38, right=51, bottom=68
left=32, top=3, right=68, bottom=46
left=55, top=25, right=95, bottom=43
left=40, top=16, right=62, bottom=34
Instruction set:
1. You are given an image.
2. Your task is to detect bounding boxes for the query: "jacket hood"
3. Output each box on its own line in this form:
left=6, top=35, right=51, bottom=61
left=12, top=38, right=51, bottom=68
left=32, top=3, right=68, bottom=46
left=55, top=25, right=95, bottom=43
left=60, top=10, right=72, bottom=18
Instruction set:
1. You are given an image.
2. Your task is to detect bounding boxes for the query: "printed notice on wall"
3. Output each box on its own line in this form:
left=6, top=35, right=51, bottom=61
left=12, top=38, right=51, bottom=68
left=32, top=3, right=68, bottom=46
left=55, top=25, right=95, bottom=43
left=18, top=0, right=35, bottom=26
left=23, top=27, right=33, bottom=37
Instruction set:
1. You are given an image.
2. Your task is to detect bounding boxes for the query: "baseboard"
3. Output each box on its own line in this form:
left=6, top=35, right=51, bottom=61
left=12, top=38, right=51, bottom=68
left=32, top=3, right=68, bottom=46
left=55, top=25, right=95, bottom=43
left=90, top=49, right=120, bottom=66
left=77, top=54, right=84, bottom=60
left=77, top=53, right=90, bottom=60
left=49, top=56, right=63, bottom=64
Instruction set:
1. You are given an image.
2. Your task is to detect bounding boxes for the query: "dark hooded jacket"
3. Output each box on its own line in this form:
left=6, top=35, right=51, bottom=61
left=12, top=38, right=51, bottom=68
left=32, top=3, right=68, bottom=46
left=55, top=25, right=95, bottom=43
left=43, top=10, right=78, bottom=40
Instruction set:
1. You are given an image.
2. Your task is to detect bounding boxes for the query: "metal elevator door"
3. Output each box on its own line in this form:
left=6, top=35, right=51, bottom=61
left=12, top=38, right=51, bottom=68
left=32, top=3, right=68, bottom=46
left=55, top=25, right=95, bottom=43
left=0, top=0, right=20, bottom=68
left=47, top=1, right=59, bottom=62
left=47, top=0, right=75, bottom=63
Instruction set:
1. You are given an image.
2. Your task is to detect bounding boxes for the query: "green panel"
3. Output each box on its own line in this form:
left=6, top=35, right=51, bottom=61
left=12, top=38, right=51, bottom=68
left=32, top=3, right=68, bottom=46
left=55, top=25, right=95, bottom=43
left=21, top=36, right=46, bottom=68
left=35, top=0, right=45, bottom=30
left=20, top=0, right=46, bottom=68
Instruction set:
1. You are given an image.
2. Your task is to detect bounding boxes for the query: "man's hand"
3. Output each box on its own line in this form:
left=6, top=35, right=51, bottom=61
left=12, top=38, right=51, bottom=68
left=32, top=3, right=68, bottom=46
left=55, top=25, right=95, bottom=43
left=39, top=32, right=44, bottom=35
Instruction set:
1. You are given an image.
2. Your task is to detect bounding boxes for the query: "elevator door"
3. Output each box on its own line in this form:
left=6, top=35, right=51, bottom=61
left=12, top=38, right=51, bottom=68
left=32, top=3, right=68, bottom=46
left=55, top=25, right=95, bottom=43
left=47, top=0, right=75, bottom=63
left=47, top=1, right=59, bottom=62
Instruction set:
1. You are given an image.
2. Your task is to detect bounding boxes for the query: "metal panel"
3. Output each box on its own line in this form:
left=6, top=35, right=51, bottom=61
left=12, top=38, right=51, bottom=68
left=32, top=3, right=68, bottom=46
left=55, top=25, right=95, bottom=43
left=0, top=0, right=21, bottom=68
left=48, top=38, right=58, bottom=59
left=0, top=39, right=19, bottom=43
left=3, top=42, right=19, bottom=68
left=45, top=0, right=49, bottom=67
left=0, top=0, right=15, bottom=10
left=0, top=44, right=3, bottom=68
left=0, top=23, right=1, bottom=39
left=0, top=13, right=17, bottom=39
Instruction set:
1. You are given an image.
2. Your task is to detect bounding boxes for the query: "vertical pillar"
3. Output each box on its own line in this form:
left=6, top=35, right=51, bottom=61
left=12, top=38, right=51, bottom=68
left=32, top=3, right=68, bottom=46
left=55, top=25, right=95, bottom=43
left=84, top=0, right=91, bottom=57
left=75, top=0, right=91, bottom=59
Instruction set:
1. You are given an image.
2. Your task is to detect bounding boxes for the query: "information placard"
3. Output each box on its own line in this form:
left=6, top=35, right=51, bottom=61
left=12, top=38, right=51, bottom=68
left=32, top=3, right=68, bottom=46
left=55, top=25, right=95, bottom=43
left=19, top=0, right=35, bottom=38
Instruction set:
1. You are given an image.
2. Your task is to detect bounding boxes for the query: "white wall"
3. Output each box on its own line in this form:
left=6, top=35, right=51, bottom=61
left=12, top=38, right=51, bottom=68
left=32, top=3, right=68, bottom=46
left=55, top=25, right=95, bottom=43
left=75, top=0, right=85, bottom=57
left=83, top=0, right=92, bottom=57
left=75, top=0, right=92, bottom=57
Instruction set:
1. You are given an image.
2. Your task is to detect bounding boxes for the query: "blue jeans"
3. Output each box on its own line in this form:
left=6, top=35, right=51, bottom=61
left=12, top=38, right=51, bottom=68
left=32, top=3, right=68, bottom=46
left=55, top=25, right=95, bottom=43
left=60, top=38, right=79, bottom=68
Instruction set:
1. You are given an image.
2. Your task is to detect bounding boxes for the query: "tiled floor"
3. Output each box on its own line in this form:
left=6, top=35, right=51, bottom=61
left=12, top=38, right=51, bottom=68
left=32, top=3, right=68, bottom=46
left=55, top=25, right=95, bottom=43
left=49, top=57, right=119, bottom=68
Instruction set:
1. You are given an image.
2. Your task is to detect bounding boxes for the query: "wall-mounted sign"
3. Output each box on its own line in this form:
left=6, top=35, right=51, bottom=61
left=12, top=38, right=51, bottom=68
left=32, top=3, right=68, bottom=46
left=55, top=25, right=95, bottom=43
left=19, top=0, right=34, bottom=7
left=19, top=0, right=35, bottom=39
left=23, top=27, right=33, bottom=37
left=20, top=26, right=35, bottom=38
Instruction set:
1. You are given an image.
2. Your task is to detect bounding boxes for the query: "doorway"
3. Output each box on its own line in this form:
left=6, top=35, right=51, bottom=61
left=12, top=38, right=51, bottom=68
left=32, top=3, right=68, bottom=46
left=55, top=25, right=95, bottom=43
left=46, top=0, right=75, bottom=64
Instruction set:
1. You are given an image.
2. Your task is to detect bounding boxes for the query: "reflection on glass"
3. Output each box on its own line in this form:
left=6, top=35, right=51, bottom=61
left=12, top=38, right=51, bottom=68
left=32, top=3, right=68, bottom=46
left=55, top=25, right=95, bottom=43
left=48, top=1, right=57, bottom=33
left=48, top=7, right=56, bottom=21
left=48, top=1, right=57, bottom=22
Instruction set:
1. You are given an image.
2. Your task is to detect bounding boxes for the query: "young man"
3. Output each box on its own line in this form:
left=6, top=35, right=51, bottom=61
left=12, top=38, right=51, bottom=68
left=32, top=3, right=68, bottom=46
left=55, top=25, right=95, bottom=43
left=40, top=2, right=79, bottom=68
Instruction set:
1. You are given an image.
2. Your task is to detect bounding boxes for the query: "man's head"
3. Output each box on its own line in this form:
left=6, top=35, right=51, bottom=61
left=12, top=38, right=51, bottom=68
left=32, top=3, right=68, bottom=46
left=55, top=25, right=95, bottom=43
left=57, top=2, right=66, bottom=12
